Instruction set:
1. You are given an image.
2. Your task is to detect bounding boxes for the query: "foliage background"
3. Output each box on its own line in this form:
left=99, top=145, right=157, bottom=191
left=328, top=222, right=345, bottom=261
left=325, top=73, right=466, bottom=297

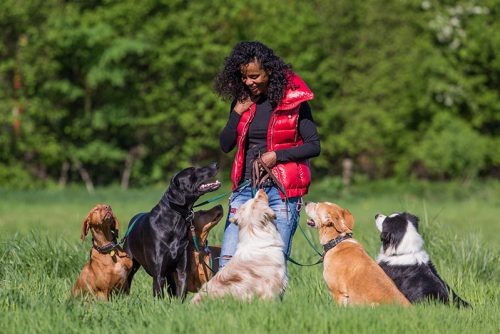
left=0, top=0, right=499, bottom=188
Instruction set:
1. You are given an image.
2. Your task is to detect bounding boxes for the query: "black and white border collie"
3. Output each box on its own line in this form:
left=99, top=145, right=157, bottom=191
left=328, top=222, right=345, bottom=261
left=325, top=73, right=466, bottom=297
left=375, top=212, right=470, bottom=308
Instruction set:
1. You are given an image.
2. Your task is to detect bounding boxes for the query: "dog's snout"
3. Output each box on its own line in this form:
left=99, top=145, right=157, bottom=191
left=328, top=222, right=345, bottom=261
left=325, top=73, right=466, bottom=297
left=375, top=213, right=381, bottom=219
left=210, top=162, right=218, bottom=170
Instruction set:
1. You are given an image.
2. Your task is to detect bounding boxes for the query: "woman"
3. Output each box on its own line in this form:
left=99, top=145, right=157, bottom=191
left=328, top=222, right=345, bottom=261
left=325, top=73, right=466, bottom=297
left=216, top=41, right=321, bottom=271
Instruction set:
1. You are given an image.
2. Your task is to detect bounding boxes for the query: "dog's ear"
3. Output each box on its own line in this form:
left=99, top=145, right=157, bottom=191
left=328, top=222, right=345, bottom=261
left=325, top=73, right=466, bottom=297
left=380, top=231, right=390, bottom=242
left=111, top=211, right=120, bottom=238
left=81, top=211, right=92, bottom=242
left=255, top=189, right=269, bottom=203
left=380, top=231, right=392, bottom=251
left=342, top=209, right=354, bottom=232
left=332, top=209, right=354, bottom=234
left=318, top=210, right=331, bottom=228
left=404, top=212, right=419, bottom=230
left=166, top=177, right=186, bottom=206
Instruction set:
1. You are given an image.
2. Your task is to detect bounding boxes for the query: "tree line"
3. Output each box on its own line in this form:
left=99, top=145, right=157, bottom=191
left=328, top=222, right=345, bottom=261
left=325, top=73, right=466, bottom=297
left=0, top=0, right=498, bottom=189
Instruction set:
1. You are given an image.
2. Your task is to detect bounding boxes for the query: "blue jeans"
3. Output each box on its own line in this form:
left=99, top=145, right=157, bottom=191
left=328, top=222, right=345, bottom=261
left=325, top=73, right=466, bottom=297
left=219, top=183, right=301, bottom=270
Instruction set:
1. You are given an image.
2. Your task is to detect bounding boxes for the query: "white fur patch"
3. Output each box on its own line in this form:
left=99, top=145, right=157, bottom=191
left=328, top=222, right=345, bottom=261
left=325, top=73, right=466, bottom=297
left=377, top=248, right=430, bottom=265
left=396, top=222, right=424, bottom=255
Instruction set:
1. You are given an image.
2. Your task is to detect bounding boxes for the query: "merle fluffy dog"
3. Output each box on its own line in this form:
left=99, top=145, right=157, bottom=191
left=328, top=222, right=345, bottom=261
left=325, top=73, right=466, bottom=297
left=124, top=163, right=221, bottom=299
left=375, top=212, right=470, bottom=308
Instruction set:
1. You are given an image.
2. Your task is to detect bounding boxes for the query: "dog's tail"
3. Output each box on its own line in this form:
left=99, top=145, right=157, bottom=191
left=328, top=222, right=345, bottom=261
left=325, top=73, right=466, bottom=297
left=451, top=290, right=471, bottom=309
left=428, top=261, right=471, bottom=309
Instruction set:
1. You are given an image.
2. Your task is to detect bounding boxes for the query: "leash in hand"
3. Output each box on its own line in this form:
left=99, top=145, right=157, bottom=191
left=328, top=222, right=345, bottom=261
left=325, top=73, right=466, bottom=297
left=251, top=157, right=323, bottom=266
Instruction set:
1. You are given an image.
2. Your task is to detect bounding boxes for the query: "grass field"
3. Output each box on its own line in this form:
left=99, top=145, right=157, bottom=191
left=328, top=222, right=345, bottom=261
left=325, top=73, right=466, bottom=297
left=0, top=179, right=499, bottom=333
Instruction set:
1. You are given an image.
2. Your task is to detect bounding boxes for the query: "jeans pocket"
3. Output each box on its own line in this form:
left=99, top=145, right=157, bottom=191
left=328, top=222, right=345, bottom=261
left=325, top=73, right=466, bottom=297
left=280, top=199, right=300, bottom=228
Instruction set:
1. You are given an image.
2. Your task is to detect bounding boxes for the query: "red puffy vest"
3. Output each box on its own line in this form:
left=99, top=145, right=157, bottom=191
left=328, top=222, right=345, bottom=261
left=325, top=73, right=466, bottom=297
left=230, top=73, right=314, bottom=198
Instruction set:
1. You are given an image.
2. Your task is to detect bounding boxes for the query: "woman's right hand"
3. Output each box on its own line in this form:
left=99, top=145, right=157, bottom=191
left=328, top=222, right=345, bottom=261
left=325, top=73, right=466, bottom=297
left=233, top=97, right=256, bottom=115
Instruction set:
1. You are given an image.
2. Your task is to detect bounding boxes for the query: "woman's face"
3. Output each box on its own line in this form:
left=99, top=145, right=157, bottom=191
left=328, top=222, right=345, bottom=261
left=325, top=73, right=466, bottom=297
left=240, top=61, right=269, bottom=97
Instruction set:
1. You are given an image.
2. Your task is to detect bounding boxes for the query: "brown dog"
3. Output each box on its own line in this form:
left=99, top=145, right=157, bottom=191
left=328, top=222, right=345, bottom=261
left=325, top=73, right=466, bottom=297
left=72, top=204, right=133, bottom=301
left=305, top=202, right=411, bottom=306
left=185, top=205, right=223, bottom=292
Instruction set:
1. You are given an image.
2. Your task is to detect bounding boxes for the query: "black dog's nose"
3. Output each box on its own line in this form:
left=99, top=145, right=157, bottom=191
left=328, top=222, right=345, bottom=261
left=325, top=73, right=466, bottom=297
left=210, top=162, right=219, bottom=169
left=375, top=213, right=381, bottom=219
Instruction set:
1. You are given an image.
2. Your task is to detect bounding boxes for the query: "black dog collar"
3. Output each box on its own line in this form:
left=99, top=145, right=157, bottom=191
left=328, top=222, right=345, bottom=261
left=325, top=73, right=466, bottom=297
left=323, top=233, right=353, bottom=254
left=92, top=237, right=118, bottom=255
left=167, top=201, right=194, bottom=223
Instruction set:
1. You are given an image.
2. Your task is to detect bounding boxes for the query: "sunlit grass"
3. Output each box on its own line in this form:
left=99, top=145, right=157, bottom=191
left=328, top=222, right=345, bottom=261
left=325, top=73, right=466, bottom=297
left=0, top=180, right=498, bottom=333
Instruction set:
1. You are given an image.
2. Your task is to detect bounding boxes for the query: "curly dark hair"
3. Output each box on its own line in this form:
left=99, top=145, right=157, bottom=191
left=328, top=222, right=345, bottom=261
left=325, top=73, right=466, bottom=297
left=214, top=41, right=292, bottom=108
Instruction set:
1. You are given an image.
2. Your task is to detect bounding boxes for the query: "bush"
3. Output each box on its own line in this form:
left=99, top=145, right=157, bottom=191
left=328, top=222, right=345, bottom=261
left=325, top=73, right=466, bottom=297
left=0, top=163, right=39, bottom=188
left=400, top=113, right=488, bottom=179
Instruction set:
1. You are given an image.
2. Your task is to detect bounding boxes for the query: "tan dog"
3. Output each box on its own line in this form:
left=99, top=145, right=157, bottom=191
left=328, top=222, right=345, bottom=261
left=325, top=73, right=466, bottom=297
left=305, top=202, right=410, bottom=306
left=192, top=190, right=286, bottom=304
left=185, top=205, right=224, bottom=292
left=72, top=204, right=133, bottom=301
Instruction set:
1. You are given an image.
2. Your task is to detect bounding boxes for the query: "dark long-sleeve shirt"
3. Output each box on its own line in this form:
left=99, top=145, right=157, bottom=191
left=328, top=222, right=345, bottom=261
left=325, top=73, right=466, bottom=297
left=220, top=95, right=320, bottom=180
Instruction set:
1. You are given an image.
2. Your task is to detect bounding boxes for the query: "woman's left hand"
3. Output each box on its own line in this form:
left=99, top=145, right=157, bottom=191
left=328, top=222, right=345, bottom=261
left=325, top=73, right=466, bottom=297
left=261, top=151, right=277, bottom=168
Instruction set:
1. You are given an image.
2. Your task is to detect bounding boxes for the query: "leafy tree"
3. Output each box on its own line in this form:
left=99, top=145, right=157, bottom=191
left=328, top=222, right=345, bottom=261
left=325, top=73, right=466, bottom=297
left=0, top=0, right=498, bottom=188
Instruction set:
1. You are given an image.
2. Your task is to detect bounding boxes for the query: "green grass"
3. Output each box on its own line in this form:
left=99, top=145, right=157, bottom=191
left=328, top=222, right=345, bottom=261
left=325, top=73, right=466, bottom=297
left=0, top=180, right=499, bottom=333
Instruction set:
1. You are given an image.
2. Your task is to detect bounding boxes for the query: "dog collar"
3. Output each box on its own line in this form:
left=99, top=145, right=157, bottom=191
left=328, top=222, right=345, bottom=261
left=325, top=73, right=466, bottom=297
left=167, top=201, right=194, bottom=223
left=322, top=233, right=353, bottom=254
left=92, top=237, right=118, bottom=256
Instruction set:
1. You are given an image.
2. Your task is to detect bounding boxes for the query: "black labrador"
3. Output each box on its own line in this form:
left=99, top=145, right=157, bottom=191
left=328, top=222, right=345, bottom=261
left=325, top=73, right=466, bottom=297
left=124, top=163, right=221, bottom=299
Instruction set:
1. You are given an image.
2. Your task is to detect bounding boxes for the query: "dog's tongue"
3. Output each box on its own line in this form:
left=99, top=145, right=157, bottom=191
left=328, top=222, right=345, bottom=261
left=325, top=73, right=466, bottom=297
left=306, top=219, right=316, bottom=227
